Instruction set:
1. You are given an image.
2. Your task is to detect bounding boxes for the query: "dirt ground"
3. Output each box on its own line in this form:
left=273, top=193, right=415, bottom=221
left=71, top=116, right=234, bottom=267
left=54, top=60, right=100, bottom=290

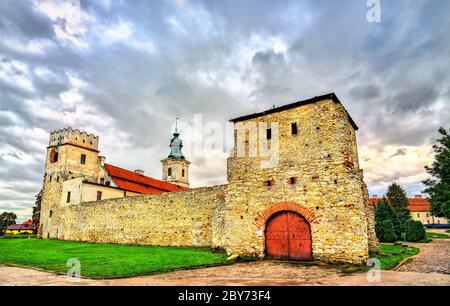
left=1, top=234, right=449, bottom=286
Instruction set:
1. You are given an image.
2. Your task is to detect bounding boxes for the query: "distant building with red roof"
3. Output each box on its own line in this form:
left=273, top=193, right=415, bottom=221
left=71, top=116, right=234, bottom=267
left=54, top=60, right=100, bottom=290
left=369, top=195, right=448, bottom=225
left=5, top=219, right=36, bottom=235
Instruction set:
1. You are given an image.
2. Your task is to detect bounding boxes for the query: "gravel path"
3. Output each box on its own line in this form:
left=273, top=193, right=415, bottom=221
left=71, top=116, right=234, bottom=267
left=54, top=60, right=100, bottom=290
left=396, top=233, right=450, bottom=274
left=1, top=237, right=449, bottom=286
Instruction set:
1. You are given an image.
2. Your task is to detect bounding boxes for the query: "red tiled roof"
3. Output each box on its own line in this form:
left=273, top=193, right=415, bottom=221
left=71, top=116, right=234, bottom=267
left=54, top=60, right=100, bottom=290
left=408, top=198, right=430, bottom=212
left=104, top=163, right=186, bottom=194
left=408, top=198, right=429, bottom=205
left=369, top=198, right=383, bottom=205
left=369, top=197, right=431, bottom=213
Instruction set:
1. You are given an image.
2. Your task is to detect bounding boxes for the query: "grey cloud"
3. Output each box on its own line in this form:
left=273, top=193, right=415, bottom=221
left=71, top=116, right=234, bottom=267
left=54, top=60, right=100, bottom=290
left=1, top=151, right=22, bottom=161
left=349, top=85, right=380, bottom=101
left=0, top=0, right=449, bottom=216
left=391, top=85, right=439, bottom=114
left=389, top=148, right=407, bottom=159
left=252, top=50, right=286, bottom=67
left=0, top=162, right=43, bottom=182
left=0, top=0, right=55, bottom=40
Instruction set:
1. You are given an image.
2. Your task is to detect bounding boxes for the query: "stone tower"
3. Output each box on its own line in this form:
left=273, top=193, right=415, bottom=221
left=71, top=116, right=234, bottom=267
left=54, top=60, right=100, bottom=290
left=161, top=121, right=190, bottom=188
left=224, top=93, right=379, bottom=264
left=39, top=128, right=103, bottom=238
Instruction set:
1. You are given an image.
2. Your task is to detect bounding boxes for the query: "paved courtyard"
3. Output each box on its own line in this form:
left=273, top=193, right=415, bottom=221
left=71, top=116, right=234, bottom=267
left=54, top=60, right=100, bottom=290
left=1, top=236, right=449, bottom=286
left=396, top=231, right=449, bottom=274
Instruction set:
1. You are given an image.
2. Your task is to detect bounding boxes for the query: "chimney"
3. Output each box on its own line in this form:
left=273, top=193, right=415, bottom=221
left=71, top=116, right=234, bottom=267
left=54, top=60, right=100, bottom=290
left=98, top=156, right=106, bottom=166
left=135, top=169, right=144, bottom=176
left=415, top=195, right=423, bottom=198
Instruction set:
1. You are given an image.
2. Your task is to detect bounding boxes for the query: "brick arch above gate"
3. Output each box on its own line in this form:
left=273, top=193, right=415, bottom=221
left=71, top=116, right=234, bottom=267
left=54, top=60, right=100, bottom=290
left=257, top=202, right=321, bottom=230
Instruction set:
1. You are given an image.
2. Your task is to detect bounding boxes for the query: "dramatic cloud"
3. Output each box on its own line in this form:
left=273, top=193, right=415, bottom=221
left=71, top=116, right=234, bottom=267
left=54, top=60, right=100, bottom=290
left=0, top=0, right=449, bottom=220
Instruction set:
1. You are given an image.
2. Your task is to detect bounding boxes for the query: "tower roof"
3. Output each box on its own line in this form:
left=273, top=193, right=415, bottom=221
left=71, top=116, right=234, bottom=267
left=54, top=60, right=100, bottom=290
left=168, top=118, right=185, bottom=159
left=229, top=93, right=359, bottom=130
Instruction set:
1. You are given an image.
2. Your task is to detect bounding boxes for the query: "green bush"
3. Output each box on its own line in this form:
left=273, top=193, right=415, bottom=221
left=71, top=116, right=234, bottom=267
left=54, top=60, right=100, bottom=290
left=376, top=220, right=397, bottom=242
left=405, top=220, right=426, bottom=242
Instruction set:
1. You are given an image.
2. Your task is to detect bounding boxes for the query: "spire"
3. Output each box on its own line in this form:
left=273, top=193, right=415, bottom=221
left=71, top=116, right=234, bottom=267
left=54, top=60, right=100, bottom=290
left=168, top=118, right=185, bottom=159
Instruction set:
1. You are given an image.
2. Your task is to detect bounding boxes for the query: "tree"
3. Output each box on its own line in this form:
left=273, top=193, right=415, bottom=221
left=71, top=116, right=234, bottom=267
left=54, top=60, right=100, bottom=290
left=386, top=183, right=411, bottom=230
left=423, top=127, right=450, bottom=219
left=405, top=220, right=426, bottom=242
left=0, top=212, right=17, bottom=233
left=32, top=188, right=43, bottom=229
left=376, top=220, right=397, bottom=242
left=375, top=199, right=401, bottom=240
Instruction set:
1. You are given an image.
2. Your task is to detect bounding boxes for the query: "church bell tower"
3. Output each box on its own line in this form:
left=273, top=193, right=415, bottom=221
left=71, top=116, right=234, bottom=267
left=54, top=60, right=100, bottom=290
left=161, top=119, right=190, bottom=188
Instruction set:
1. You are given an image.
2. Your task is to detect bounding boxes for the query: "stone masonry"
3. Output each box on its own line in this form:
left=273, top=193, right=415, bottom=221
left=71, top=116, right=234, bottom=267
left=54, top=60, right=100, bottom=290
left=39, top=93, right=379, bottom=265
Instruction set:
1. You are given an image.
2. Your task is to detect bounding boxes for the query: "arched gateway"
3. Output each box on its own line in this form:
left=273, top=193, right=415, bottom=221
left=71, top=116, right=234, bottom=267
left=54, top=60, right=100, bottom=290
left=265, top=211, right=312, bottom=261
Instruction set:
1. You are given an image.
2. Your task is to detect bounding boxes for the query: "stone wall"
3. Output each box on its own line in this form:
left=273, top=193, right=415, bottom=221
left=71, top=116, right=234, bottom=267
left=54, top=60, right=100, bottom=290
left=39, top=178, right=64, bottom=238
left=41, top=184, right=227, bottom=247
left=362, top=179, right=380, bottom=253
left=39, top=95, right=379, bottom=265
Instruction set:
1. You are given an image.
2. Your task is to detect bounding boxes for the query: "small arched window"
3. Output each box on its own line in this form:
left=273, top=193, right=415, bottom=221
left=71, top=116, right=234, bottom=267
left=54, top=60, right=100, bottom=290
left=49, top=148, right=58, bottom=163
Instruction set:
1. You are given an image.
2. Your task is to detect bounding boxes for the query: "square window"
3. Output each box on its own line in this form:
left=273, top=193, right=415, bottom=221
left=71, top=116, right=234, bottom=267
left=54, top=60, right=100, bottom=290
left=80, top=154, right=86, bottom=164
left=266, top=128, right=272, bottom=140
left=66, top=192, right=71, bottom=203
left=97, top=191, right=102, bottom=201
left=168, top=168, right=172, bottom=177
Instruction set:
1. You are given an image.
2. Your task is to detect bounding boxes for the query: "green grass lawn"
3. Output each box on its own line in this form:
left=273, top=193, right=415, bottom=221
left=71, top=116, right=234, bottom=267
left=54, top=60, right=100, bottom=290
left=370, top=244, right=420, bottom=270
left=0, top=239, right=228, bottom=279
left=426, top=232, right=450, bottom=239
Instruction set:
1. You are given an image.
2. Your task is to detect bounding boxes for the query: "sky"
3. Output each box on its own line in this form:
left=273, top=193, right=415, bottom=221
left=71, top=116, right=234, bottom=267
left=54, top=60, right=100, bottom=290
left=0, top=0, right=449, bottom=221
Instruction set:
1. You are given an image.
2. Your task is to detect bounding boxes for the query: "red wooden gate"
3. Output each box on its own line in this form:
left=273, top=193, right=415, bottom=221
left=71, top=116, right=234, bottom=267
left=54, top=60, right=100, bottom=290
left=265, top=211, right=312, bottom=261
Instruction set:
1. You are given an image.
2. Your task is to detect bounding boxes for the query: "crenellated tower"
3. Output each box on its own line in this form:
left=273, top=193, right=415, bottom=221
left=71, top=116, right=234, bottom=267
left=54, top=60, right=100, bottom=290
left=44, top=128, right=103, bottom=183
left=40, top=127, right=105, bottom=239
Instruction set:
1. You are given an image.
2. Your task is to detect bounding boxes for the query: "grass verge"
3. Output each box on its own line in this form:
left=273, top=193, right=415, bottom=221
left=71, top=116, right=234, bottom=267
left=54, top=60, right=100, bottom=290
left=426, top=232, right=450, bottom=239
left=369, top=244, right=420, bottom=270
left=0, top=238, right=228, bottom=279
